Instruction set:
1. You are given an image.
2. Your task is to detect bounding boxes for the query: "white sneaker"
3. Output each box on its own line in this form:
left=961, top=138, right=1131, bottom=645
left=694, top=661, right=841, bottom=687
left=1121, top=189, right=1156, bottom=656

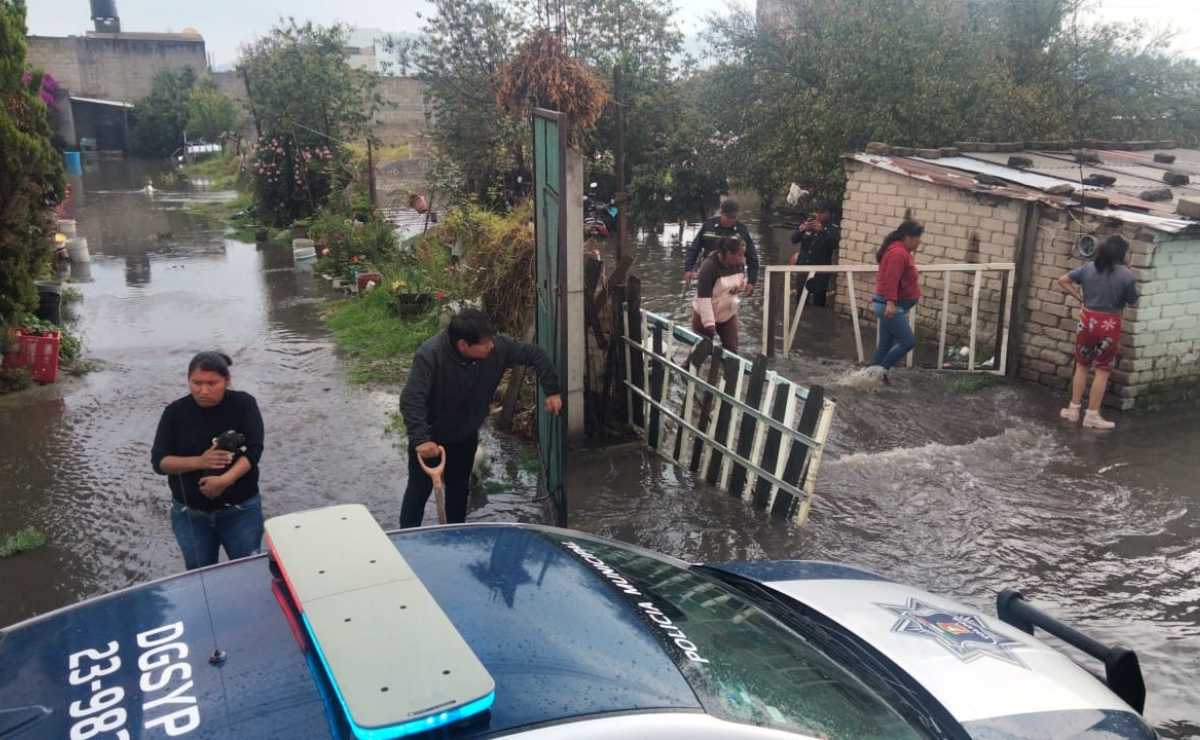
left=1082, top=410, right=1116, bottom=430
left=1059, top=404, right=1081, bottom=423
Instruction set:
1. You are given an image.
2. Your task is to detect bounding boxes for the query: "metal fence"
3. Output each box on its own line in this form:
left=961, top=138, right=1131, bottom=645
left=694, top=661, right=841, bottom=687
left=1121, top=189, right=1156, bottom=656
left=619, top=307, right=836, bottom=525
left=763, top=262, right=1017, bottom=374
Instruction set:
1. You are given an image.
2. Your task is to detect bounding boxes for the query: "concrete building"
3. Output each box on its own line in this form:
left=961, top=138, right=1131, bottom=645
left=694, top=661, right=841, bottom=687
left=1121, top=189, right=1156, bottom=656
left=836, top=142, right=1200, bottom=409
left=25, top=1, right=207, bottom=152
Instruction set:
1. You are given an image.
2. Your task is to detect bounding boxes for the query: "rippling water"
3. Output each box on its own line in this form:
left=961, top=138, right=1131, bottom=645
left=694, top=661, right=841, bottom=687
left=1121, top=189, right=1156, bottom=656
left=0, top=169, right=1196, bottom=735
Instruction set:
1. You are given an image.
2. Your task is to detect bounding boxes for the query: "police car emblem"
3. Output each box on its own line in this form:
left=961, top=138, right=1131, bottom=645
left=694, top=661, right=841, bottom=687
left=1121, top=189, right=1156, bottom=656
left=876, top=598, right=1027, bottom=668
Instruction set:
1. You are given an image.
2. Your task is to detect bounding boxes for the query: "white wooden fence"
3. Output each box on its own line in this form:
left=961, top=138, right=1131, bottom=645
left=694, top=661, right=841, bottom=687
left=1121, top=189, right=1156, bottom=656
left=619, top=308, right=836, bottom=525
left=763, top=262, right=1017, bottom=374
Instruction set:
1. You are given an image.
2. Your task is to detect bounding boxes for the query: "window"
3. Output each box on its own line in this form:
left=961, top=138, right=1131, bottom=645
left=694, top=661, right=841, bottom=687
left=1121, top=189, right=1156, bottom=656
left=555, top=536, right=928, bottom=739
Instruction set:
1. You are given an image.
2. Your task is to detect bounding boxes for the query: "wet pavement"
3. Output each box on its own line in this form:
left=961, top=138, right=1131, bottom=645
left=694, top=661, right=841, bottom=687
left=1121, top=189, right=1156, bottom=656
left=1, top=167, right=1197, bottom=735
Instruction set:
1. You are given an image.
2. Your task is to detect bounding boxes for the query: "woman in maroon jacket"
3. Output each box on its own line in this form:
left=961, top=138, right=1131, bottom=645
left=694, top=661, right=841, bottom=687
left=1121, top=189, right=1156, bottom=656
left=869, top=221, right=924, bottom=377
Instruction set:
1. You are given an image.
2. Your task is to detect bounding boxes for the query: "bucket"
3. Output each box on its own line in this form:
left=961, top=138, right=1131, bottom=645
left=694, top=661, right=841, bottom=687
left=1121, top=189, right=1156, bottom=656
left=66, top=237, right=90, bottom=263
left=34, top=282, right=63, bottom=325
left=69, top=260, right=93, bottom=283
left=292, top=238, right=317, bottom=263
left=64, top=151, right=82, bottom=176
left=57, top=219, right=77, bottom=237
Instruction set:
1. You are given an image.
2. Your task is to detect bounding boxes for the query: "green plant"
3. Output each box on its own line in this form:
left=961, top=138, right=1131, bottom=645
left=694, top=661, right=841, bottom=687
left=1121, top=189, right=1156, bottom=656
left=0, top=366, right=31, bottom=393
left=0, top=526, right=47, bottom=558
left=1, top=0, right=65, bottom=324
left=239, top=19, right=380, bottom=224
left=309, top=208, right=398, bottom=264
left=943, top=373, right=1004, bottom=394
left=16, top=312, right=81, bottom=363
left=324, top=286, right=440, bottom=384
left=130, top=67, right=198, bottom=158
left=186, top=77, right=237, bottom=143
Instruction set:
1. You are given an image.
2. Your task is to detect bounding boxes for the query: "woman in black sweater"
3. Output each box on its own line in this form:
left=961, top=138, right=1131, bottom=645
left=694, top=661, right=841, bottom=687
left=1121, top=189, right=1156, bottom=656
left=151, top=352, right=265, bottom=570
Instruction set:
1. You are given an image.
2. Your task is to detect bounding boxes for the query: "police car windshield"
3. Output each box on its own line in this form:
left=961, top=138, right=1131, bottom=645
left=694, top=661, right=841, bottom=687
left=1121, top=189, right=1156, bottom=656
left=554, top=536, right=927, bottom=739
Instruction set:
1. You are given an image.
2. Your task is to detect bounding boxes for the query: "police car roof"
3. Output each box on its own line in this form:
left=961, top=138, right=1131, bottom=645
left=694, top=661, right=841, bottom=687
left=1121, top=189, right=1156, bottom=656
left=0, top=525, right=706, bottom=738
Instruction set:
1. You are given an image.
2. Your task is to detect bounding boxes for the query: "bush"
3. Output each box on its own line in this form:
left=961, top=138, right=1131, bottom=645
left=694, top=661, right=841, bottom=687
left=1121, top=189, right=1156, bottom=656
left=402, top=200, right=536, bottom=334
left=0, top=526, right=47, bottom=558
left=14, top=312, right=81, bottom=363
left=308, top=207, right=398, bottom=265
left=0, top=3, right=65, bottom=324
left=0, top=366, right=31, bottom=393
left=252, top=135, right=349, bottom=226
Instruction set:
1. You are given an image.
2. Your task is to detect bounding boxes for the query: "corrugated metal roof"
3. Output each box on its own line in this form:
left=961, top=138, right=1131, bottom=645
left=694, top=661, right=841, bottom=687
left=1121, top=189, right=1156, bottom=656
left=914, top=155, right=1084, bottom=192
left=851, top=149, right=1200, bottom=235
left=962, top=150, right=1182, bottom=213
left=69, top=96, right=134, bottom=109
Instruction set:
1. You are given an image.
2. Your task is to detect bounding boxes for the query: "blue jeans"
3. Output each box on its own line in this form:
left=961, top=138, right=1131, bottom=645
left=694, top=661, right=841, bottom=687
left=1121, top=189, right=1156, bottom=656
left=870, top=296, right=917, bottom=370
left=170, top=496, right=264, bottom=570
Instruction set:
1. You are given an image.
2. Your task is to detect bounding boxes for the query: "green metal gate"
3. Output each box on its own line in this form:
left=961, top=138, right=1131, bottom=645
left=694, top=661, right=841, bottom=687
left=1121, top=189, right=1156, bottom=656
left=533, top=108, right=568, bottom=526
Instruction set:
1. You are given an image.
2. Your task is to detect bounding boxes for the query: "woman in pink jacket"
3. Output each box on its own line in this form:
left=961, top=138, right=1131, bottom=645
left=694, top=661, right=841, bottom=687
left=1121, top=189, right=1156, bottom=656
left=691, top=237, right=748, bottom=352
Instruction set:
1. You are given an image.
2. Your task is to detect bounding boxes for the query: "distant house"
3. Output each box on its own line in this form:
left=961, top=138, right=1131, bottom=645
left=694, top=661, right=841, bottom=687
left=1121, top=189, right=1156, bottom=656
left=26, top=9, right=207, bottom=153
left=836, top=142, right=1200, bottom=409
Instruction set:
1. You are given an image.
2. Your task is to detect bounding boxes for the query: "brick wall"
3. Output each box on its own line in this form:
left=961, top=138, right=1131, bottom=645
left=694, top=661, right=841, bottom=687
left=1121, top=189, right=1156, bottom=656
left=1014, top=210, right=1144, bottom=402
left=1117, top=236, right=1200, bottom=408
left=839, top=159, right=1200, bottom=408
left=838, top=160, right=1021, bottom=365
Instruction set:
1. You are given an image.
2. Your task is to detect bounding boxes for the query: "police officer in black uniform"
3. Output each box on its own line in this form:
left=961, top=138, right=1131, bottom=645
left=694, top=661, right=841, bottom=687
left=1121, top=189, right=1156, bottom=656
left=683, top=199, right=760, bottom=295
left=789, top=200, right=840, bottom=306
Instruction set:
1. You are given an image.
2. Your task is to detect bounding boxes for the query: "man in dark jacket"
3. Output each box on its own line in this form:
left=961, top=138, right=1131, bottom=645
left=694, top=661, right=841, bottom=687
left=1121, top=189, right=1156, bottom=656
left=789, top=201, right=840, bottom=306
left=400, top=309, right=561, bottom=527
left=683, top=199, right=759, bottom=295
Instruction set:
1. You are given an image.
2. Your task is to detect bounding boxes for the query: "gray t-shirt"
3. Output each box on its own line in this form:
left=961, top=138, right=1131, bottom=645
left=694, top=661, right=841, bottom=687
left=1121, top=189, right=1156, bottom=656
left=1068, top=262, right=1139, bottom=313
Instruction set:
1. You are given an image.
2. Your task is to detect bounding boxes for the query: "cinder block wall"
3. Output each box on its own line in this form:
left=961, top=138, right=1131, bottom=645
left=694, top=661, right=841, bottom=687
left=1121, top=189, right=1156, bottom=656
left=26, top=36, right=207, bottom=102
left=1118, top=236, right=1200, bottom=407
left=837, top=160, right=1200, bottom=408
left=838, top=161, right=1020, bottom=365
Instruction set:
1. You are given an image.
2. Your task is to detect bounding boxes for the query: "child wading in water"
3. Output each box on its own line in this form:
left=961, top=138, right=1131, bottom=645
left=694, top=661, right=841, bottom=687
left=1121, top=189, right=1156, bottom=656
left=1057, top=235, right=1139, bottom=429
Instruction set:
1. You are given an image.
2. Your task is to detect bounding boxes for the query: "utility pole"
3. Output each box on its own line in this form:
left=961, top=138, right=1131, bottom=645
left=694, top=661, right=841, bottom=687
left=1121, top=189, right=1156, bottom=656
left=614, top=63, right=627, bottom=266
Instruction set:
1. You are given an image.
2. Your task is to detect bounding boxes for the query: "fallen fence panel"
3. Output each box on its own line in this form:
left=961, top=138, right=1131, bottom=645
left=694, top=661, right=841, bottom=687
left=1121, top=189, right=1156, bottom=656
left=728, top=356, right=768, bottom=498
left=622, top=309, right=836, bottom=525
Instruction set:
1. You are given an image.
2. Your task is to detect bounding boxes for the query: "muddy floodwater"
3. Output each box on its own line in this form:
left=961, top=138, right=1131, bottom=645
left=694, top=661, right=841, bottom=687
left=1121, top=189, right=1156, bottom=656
left=2, top=163, right=1198, bottom=736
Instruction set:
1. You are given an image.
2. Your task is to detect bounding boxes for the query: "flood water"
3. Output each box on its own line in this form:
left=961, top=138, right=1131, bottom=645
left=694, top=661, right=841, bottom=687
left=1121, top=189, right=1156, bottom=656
left=1, top=166, right=1198, bottom=735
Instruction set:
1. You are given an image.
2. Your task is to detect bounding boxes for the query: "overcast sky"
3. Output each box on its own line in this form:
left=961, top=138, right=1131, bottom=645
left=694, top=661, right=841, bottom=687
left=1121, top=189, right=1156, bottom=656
left=25, top=0, right=1200, bottom=68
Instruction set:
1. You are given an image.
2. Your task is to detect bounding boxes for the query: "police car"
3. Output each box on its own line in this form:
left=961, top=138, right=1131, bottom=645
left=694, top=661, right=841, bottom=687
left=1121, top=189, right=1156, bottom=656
left=0, top=506, right=1153, bottom=739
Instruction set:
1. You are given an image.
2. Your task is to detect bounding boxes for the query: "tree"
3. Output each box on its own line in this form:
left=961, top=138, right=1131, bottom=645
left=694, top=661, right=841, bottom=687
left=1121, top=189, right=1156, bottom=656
left=0, top=0, right=64, bottom=323
left=186, top=78, right=237, bottom=143
left=401, top=0, right=714, bottom=214
left=394, top=0, right=528, bottom=204
left=704, top=0, right=1200, bottom=208
left=239, top=19, right=380, bottom=145
left=130, top=67, right=198, bottom=158
left=239, top=19, right=382, bottom=225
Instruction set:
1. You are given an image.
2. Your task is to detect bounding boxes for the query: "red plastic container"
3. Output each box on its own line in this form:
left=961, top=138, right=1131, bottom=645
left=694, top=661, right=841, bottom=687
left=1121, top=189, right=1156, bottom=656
left=2, top=329, right=61, bottom=383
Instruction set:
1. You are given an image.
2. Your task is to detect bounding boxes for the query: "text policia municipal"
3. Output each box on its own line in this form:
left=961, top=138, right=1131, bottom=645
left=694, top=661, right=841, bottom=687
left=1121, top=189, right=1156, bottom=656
left=562, top=541, right=710, bottom=664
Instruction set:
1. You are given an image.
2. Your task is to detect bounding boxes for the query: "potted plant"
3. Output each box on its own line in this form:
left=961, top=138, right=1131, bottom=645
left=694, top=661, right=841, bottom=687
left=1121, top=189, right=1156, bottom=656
left=390, top=270, right=435, bottom=317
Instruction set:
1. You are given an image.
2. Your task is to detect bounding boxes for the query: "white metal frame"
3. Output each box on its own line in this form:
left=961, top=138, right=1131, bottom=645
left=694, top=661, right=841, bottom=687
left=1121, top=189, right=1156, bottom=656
left=621, top=310, right=836, bottom=525
left=763, top=263, right=1017, bottom=374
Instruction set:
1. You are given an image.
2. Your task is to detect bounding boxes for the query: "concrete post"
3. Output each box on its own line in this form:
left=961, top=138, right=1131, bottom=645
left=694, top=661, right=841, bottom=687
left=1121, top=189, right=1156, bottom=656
left=565, top=148, right=585, bottom=438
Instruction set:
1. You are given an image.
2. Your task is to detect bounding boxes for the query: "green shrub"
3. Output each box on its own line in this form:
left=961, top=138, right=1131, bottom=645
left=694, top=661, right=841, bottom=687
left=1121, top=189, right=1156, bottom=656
left=0, top=526, right=47, bottom=558
left=0, top=3, right=65, bottom=324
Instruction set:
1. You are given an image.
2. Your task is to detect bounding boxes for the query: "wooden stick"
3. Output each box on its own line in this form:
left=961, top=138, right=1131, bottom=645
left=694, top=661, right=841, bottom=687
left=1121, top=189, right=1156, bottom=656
left=781, top=271, right=792, bottom=353
left=906, top=303, right=917, bottom=368
left=969, top=269, right=983, bottom=372
left=999, top=268, right=1016, bottom=375
left=938, top=270, right=951, bottom=370
left=846, top=272, right=864, bottom=363
left=787, top=271, right=815, bottom=354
